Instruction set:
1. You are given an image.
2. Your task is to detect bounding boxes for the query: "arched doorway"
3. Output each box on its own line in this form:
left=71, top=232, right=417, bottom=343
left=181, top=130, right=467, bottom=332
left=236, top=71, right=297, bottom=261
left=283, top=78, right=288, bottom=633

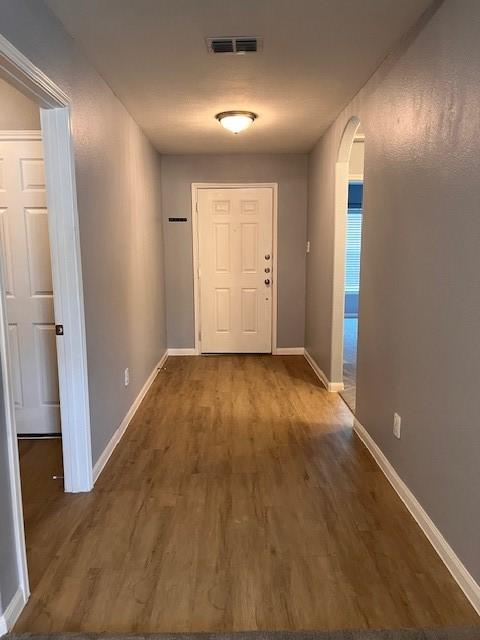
left=331, top=117, right=364, bottom=411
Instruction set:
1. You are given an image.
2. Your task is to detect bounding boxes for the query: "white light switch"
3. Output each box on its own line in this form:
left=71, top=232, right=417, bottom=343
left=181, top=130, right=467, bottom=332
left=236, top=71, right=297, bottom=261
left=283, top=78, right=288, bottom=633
left=393, top=413, right=401, bottom=439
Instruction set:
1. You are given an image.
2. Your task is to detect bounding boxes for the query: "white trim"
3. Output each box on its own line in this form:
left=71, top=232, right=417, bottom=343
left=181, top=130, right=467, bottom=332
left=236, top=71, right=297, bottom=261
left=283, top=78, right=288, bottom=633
left=271, top=184, right=279, bottom=354
left=0, top=130, right=42, bottom=142
left=40, top=110, right=93, bottom=493
left=0, top=34, right=92, bottom=623
left=275, top=347, right=305, bottom=355
left=167, top=348, right=197, bottom=356
left=304, top=349, right=344, bottom=392
left=191, top=184, right=200, bottom=355
left=191, top=183, right=278, bottom=356
left=353, top=417, right=480, bottom=616
left=92, top=351, right=168, bottom=483
left=0, top=252, right=29, bottom=608
left=0, top=34, right=69, bottom=108
left=0, top=587, right=27, bottom=635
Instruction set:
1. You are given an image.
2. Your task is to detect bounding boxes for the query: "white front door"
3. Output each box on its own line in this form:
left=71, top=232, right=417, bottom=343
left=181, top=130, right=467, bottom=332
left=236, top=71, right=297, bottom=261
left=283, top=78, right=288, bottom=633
left=197, top=187, right=273, bottom=353
left=0, top=136, right=61, bottom=435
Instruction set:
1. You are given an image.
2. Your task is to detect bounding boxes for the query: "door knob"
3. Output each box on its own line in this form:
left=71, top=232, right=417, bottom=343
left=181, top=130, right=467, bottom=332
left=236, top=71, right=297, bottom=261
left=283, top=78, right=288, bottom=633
left=265, top=254, right=271, bottom=260
left=265, top=267, right=270, bottom=273
left=265, top=279, right=271, bottom=285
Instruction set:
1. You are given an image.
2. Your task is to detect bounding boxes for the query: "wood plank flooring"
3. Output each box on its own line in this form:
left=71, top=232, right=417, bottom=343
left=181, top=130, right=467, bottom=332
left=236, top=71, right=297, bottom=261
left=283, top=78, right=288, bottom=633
left=14, top=355, right=479, bottom=633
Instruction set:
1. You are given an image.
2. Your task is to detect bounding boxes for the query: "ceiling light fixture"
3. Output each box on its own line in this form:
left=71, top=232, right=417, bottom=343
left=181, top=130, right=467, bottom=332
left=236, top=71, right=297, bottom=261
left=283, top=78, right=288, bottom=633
left=216, top=111, right=257, bottom=134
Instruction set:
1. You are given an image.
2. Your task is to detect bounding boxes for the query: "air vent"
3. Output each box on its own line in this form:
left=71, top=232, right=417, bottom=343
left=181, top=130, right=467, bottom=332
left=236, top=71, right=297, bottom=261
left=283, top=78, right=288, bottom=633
left=206, top=37, right=262, bottom=55
left=210, top=39, right=234, bottom=53
left=235, top=38, right=258, bottom=53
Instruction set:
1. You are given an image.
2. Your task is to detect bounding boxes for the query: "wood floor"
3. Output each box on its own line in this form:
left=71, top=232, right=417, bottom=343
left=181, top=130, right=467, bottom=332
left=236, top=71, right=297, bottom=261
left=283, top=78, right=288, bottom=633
left=15, top=355, right=478, bottom=633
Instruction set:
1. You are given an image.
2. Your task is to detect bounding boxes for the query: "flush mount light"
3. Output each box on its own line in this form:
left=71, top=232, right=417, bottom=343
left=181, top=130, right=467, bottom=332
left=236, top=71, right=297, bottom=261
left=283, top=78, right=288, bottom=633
left=215, top=111, right=257, bottom=134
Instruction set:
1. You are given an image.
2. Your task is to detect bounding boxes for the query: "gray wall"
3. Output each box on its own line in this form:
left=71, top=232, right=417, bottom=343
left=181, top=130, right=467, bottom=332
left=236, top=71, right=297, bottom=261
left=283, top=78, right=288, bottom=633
left=161, top=154, right=308, bottom=349
left=306, top=0, right=480, bottom=583
left=0, top=0, right=166, bottom=613
left=0, top=77, right=40, bottom=129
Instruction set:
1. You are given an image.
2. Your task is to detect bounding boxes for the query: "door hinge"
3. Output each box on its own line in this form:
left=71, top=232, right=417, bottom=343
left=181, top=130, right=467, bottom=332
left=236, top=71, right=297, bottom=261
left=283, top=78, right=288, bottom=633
left=55, top=325, right=64, bottom=336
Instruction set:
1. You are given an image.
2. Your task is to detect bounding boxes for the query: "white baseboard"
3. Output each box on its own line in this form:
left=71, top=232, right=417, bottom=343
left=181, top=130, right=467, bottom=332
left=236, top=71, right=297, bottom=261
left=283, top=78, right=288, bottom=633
left=92, top=350, right=168, bottom=483
left=0, top=587, right=27, bottom=635
left=353, top=417, right=480, bottom=616
left=304, top=349, right=344, bottom=392
left=275, top=347, right=305, bottom=355
left=157, top=350, right=169, bottom=369
left=167, top=348, right=197, bottom=356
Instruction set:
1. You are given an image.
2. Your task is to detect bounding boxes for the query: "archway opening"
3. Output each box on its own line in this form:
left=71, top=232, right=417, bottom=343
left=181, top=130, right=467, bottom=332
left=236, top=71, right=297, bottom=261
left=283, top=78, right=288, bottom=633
left=341, top=133, right=364, bottom=410
left=331, top=117, right=364, bottom=412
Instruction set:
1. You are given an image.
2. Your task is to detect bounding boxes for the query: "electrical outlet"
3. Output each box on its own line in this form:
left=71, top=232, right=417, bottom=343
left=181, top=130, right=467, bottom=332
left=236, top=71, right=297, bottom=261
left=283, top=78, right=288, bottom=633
left=393, top=413, right=401, bottom=439
left=306, top=240, right=311, bottom=254
left=124, top=367, right=129, bottom=387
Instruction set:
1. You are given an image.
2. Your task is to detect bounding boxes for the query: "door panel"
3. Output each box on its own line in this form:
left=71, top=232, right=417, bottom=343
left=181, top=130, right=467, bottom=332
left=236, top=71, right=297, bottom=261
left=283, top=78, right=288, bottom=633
left=214, top=223, right=231, bottom=272
left=25, top=208, right=53, bottom=295
left=34, top=324, right=60, bottom=405
left=241, top=223, right=258, bottom=272
left=0, top=137, right=61, bottom=434
left=0, top=207, right=14, bottom=296
left=8, top=323, right=23, bottom=407
left=241, top=288, right=258, bottom=333
left=20, top=158, right=45, bottom=191
left=198, top=187, right=273, bottom=353
left=215, top=288, right=231, bottom=332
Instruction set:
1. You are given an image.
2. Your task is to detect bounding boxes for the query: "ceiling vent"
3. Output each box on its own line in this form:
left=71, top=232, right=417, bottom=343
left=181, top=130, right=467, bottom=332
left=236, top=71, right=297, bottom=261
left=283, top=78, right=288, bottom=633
left=206, top=37, right=263, bottom=55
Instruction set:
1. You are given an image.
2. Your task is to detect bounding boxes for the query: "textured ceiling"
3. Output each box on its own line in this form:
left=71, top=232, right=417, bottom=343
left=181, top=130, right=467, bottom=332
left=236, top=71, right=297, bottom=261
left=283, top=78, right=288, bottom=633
left=46, top=0, right=432, bottom=154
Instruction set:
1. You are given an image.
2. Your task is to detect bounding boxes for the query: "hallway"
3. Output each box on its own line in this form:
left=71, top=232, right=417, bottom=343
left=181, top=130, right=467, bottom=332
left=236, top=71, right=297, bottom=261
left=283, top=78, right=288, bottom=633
left=15, top=356, right=477, bottom=633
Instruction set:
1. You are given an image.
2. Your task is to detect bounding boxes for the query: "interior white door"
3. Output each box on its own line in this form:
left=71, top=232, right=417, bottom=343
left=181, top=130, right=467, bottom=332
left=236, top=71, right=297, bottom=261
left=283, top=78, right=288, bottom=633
left=197, top=187, right=273, bottom=353
left=0, top=136, right=61, bottom=434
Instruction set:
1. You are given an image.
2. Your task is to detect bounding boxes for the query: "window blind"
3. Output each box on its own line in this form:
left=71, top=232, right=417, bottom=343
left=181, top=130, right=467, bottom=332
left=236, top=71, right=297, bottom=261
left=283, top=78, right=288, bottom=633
left=345, top=208, right=363, bottom=293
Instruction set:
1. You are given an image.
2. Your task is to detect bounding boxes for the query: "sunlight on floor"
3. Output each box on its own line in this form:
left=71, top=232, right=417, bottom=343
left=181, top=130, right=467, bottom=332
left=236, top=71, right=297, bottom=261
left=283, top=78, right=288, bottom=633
left=341, top=317, right=358, bottom=412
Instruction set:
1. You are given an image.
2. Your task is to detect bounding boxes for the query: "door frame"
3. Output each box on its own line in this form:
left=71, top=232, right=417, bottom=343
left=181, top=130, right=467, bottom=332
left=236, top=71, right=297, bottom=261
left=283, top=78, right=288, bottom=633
left=0, top=34, right=92, bottom=611
left=191, top=183, right=278, bottom=355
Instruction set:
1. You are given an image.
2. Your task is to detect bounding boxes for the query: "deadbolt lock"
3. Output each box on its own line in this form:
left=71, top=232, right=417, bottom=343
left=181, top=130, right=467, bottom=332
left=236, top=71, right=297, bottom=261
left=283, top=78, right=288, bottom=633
left=265, top=254, right=271, bottom=260
left=265, top=267, right=271, bottom=273
left=265, top=279, right=271, bottom=285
